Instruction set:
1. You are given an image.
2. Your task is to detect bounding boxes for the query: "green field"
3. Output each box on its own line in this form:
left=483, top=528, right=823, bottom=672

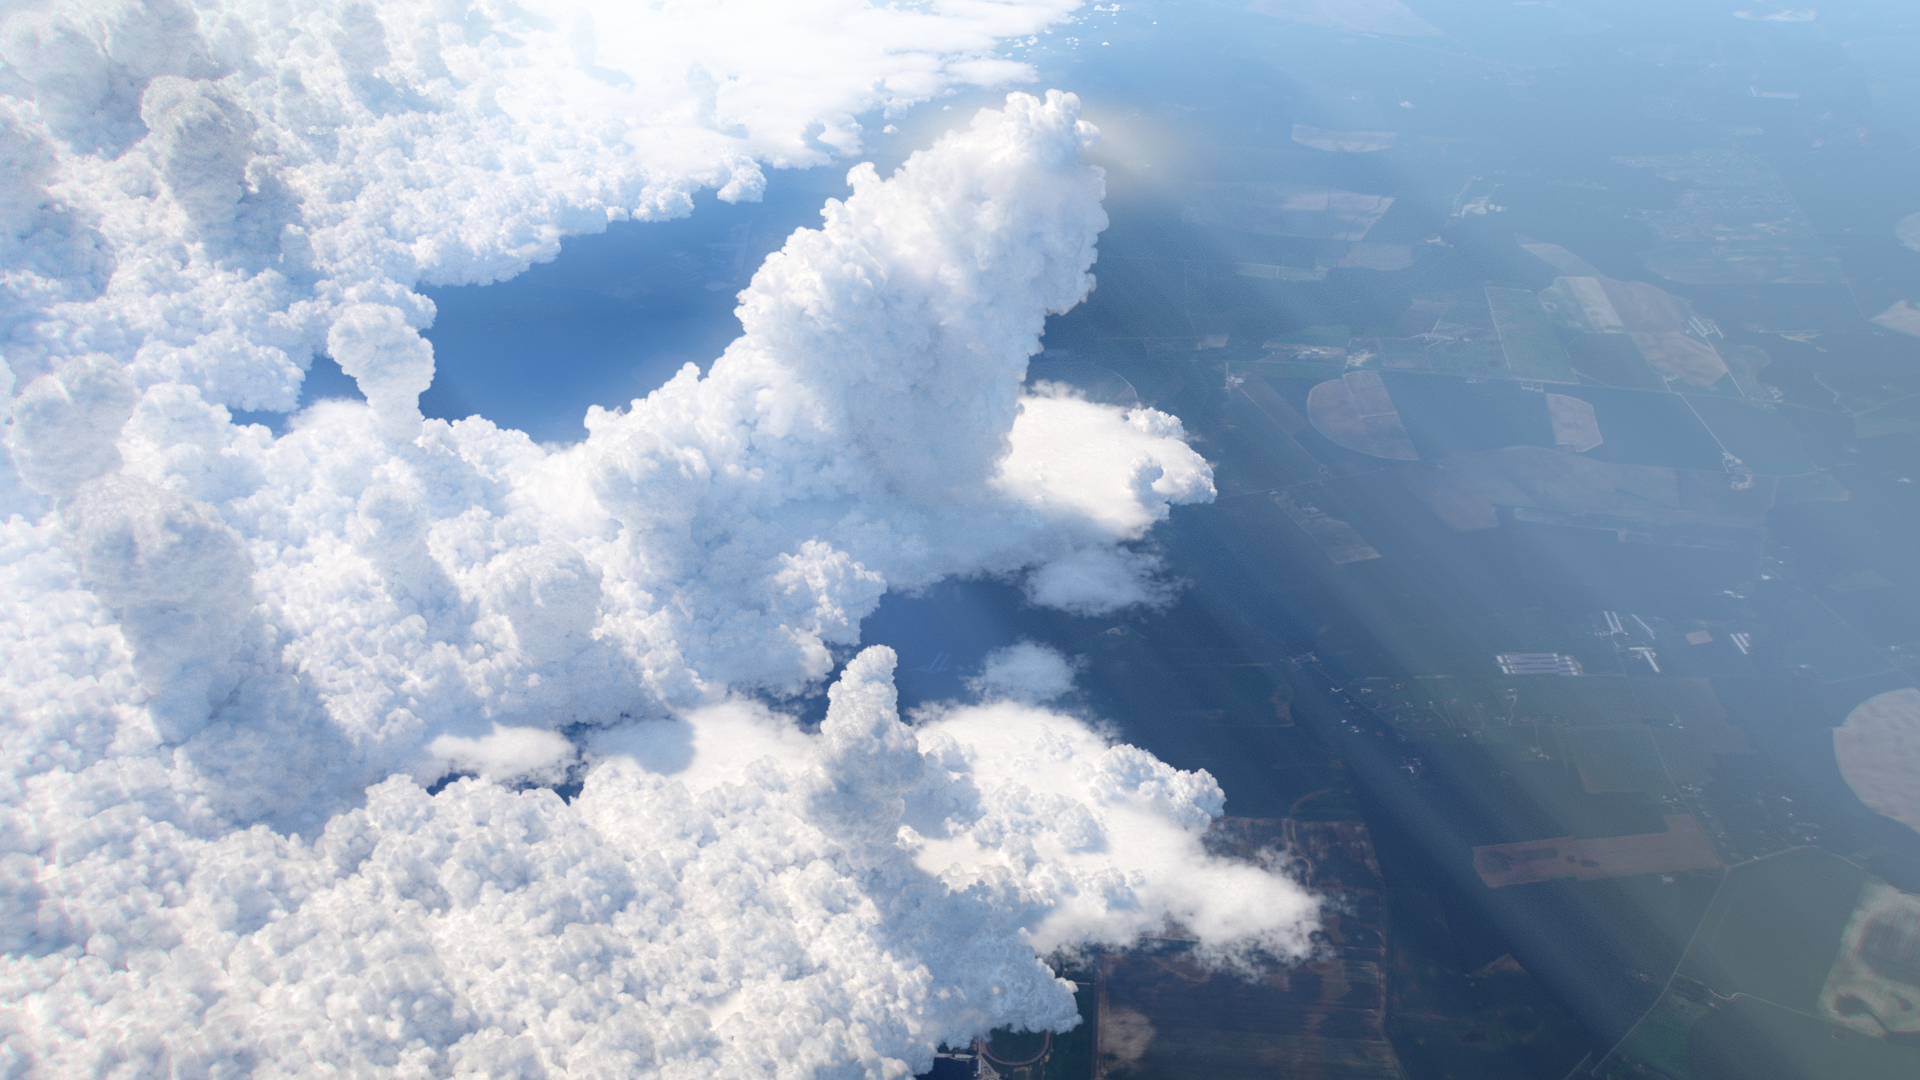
left=1604, top=852, right=1920, bottom=1079
left=1685, top=395, right=1818, bottom=476
left=1047, top=982, right=1097, bottom=1080
left=1688, top=995, right=1920, bottom=1080
left=1382, top=849, right=1590, bottom=1079
left=1423, top=297, right=1511, bottom=377
left=1639, top=240, right=1846, bottom=285
left=1425, top=333, right=1511, bottom=377
left=1605, top=987, right=1701, bottom=1079
left=1814, top=364, right=1920, bottom=414
left=1606, top=991, right=1920, bottom=1080
left=1678, top=848, right=1866, bottom=1012
left=1215, top=384, right=1330, bottom=494
left=1767, top=593, right=1898, bottom=683
left=1486, top=287, right=1578, bottom=382
left=1854, top=394, right=1920, bottom=439
left=1567, top=725, right=1673, bottom=794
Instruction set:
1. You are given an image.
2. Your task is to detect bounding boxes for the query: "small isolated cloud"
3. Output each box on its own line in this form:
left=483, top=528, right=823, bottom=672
left=906, top=693, right=1320, bottom=965
left=426, top=723, right=578, bottom=785
left=970, top=641, right=1080, bottom=703
left=1025, top=545, right=1177, bottom=614
left=999, top=387, right=1216, bottom=538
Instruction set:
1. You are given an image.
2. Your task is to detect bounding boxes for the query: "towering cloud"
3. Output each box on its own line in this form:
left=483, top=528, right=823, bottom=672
left=0, top=0, right=1083, bottom=428
left=2, top=4, right=1314, bottom=1074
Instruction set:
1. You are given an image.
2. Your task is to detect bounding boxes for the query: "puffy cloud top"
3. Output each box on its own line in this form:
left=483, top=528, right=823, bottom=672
left=1, top=5, right=1310, bottom=1072
left=8, top=86, right=1215, bottom=792
left=970, top=641, right=1079, bottom=704
left=4, top=644, right=1313, bottom=1077
left=0, top=0, right=1083, bottom=418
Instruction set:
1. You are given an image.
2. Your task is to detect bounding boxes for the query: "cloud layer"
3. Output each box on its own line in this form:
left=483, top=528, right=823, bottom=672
left=0, top=0, right=1080, bottom=421
left=2, top=6, right=1310, bottom=1073
left=4, top=645, right=1315, bottom=1077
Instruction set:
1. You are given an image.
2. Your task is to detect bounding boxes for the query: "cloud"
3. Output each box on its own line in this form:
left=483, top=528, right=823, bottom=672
left=2, top=645, right=1317, bottom=1077
left=426, top=723, right=578, bottom=785
left=904, top=695, right=1321, bottom=964
left=0, top=10, right=1310, bottom=1068
left=1025, top=545, right=1177, bottom=614
left=15, top=85, right=1200, bottom=790
left=969, top=641, right=1079, bottom=704
left=0, top=0, right=1085, bottom=422
left=998, top=386, right=1216, bottom=538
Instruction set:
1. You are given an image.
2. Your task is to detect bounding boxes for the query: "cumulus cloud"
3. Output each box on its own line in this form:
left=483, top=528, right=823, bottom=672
left=426, top=723, right=577, bottom=786
left=0, top=8, right=1311, bottom=1068
left=905, top=694, right=1320, bottom=963
left=0, top=0, right=1084, bottom=425
left=2, top=643, right=1317, bottom=1076
left=8, top=87, right=1215, bottom=786
left=999, top=384, right=1215, bottom=538
left=969, top=641, right=1079, bottom=703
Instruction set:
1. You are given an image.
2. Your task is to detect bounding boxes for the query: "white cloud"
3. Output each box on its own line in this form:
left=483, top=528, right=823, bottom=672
left=1, top=644, right=1317, bottom=1077
left=0, top=8, right=1311, bottom=1068
left=0, top=0, right=1085, bottom=421
left=998, top=386, right=1216, bottom=538
left=970, top=641, right=1079, bottom=703
left=905, top=694, right=1320, bottom=964
left=1024, top=545, right=1176, bottom=614
left=426, top=722, right=577, bottom=785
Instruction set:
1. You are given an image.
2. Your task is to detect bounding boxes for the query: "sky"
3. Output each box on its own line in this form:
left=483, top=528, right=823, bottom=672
left=0, top=1, right=1319, bottom=1075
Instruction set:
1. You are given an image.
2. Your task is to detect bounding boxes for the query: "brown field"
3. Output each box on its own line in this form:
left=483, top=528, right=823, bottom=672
left=1097, top=954, right=1407, bottom=1080
left=1097, top=819, right=1407, bottom=1079
left=1473, top=814, right=1721, bottom=888
left=1306, top=371, right=1419, bottom=460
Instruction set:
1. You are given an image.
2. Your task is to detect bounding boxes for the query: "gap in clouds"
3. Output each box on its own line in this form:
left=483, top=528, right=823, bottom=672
left=231, top=168, right=860, bottom=443
left=856, top=578, right=1110, bottom=715
left=403, top=96, right=1063, bottom=447
left=236, top=144, right=978, bottom=446
left=256, top=88, right=1137, bottom=451
left=414, top=169, right=853, bottom=443
left=229, top=356, right=365, bottom=433
left=224, top=147, right=913, bottom=443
